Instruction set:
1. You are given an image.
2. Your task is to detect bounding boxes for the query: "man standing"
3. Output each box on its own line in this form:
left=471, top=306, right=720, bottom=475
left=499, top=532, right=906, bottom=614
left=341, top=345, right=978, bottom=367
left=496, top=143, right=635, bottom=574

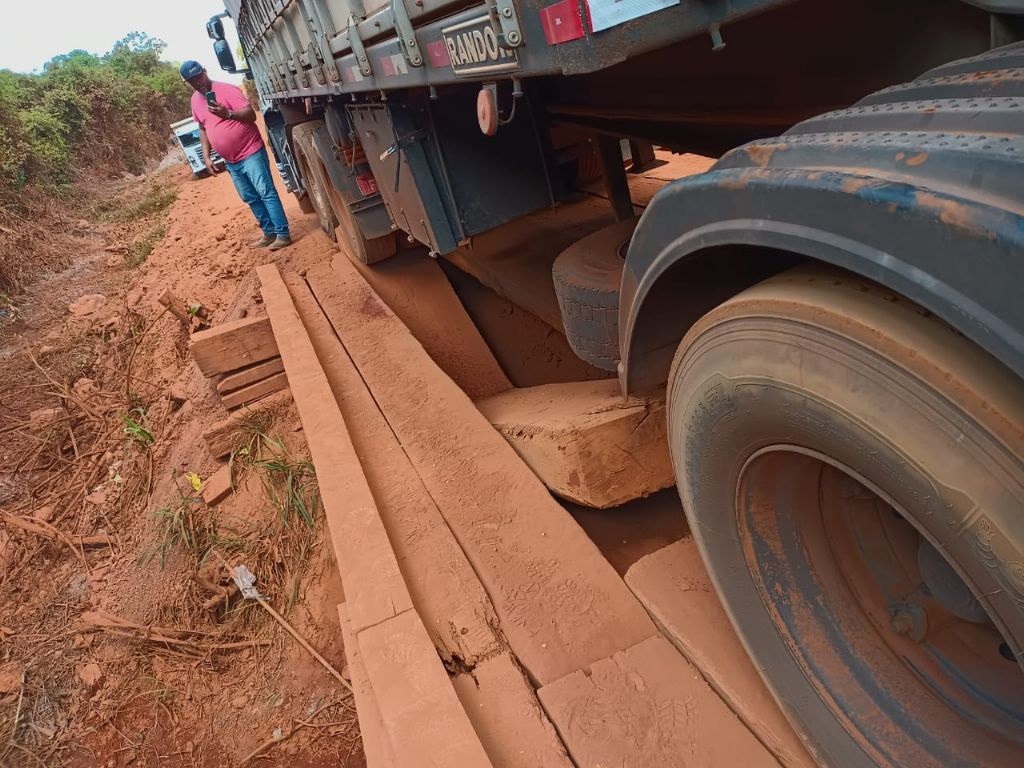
left=180, top=61, right=291, bottom=250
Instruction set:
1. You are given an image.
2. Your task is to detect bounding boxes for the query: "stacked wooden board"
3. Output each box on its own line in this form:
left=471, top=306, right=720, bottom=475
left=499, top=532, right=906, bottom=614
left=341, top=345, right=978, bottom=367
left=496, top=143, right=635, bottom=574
left=255, top=255, right=811, bottom=768
left=188, top=315, right=288, bottom=409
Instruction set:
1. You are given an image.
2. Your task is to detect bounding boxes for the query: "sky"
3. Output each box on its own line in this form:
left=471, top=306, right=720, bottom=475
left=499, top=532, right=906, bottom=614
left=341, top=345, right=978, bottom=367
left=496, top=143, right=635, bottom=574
left=0, top=0, right=244, bottom=80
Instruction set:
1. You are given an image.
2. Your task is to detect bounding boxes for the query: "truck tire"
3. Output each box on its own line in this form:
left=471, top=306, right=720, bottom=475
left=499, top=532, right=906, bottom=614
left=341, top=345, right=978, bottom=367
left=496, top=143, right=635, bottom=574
left=668, top=265, right=1024, bottom=768
left=291, top=122, right=337, bottom=238
left=318, top=161, right=397, bottom=265
left=296, top=192, right=316, bottom=215
left=552, top=217, right=638, bottom=371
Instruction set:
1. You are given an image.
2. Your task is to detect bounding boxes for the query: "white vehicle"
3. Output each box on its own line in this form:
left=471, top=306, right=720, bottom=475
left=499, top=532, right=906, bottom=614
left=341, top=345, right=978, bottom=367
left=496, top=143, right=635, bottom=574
left=170, top=117, right=225, bottom=177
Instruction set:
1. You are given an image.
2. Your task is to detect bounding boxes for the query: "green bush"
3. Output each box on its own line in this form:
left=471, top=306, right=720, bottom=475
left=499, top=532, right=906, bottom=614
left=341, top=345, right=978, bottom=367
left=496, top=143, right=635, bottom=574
left=0, top=33, right=192, bottom=206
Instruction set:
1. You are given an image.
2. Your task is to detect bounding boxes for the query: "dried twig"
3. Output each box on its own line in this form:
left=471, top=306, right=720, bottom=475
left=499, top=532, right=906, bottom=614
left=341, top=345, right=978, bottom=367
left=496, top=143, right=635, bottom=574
left=212, top=551, right=352, bottom=693
left=124, top=308, right=167, bottom=400
left=0, top=510, right=102, bottom=566
left=80, top=611, right=269, bottom=653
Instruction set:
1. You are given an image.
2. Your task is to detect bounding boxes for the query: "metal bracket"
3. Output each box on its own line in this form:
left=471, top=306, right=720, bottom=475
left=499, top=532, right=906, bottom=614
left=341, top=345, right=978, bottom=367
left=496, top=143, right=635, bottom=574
left=322, top=34, right=342, bottom=82
left=347, top=14, right=373, bottom=76
left=269, top=58, right=288, bottom=91
left=302, top=0, right=343, bottom=83
left=293, top=52, right=310, bottom=88
left=308, top=42, right=327, bottom=85
left=390, top=0, right=423, bottom=67
left=488, top=0, right=523, bottom=48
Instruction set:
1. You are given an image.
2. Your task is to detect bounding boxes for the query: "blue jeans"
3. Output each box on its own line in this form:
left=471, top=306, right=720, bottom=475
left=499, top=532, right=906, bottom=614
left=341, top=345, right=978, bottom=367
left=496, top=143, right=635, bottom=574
left=226, top=147, right=290, bottom=238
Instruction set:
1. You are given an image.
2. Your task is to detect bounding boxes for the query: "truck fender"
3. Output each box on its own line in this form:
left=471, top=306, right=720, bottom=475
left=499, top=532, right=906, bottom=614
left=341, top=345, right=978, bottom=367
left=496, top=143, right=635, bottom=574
left=619, top=42, right=1024, bottom=394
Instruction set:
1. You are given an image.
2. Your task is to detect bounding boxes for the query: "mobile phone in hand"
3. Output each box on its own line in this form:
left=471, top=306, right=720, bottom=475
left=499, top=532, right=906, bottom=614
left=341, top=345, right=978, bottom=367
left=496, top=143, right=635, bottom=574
left=205, top=91, right=217, bottom=108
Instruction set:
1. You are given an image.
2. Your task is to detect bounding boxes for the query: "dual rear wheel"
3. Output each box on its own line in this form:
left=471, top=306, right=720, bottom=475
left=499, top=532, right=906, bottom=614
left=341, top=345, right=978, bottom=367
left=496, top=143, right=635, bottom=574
left=290, top=121, right=396, bottom=265
left=668, top=267, right=1024, bottom=767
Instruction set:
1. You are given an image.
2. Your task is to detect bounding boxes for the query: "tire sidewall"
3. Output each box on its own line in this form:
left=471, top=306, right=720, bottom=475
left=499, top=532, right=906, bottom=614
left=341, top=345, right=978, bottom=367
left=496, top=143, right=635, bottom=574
left=293, top=127, right=336, bottom=238
left=669, top=313, right=1024, bottom=767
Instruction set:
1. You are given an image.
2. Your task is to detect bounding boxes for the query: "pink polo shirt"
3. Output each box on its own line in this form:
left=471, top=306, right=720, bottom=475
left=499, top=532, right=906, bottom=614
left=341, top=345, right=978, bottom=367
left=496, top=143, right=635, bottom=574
left=191, top=81, right=263, bottom=164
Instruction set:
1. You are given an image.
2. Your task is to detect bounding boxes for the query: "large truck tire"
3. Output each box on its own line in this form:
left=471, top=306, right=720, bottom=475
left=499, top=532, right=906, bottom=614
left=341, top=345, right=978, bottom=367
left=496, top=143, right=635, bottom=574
left=291, top=122, right=337, bottom=238
left=668, top=265, right=1024, bottom=768
left=295, top=121, right=397, bottom=264
left=319, top=169, right=397, bottom=266
left=552, top=217, right=638, bottom=371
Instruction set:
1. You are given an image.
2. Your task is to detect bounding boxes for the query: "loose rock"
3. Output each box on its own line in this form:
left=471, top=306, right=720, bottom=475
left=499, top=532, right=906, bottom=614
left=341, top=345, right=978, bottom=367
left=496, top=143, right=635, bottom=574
left=77, top=663, right=103, bottom=688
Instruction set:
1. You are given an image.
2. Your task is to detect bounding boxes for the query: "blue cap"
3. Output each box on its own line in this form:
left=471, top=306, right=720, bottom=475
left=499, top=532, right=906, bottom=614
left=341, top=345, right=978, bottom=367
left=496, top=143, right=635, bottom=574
left=179, top=60, right=204, bottom=80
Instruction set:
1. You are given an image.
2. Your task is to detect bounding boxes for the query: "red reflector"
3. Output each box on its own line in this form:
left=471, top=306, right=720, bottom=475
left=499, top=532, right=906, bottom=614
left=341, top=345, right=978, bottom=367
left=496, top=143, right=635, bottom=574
left=356, top=175, right=378, bottom=196
left=541, top=0, right=585, bottom=45
left=426, top=40, right=451, bottom=69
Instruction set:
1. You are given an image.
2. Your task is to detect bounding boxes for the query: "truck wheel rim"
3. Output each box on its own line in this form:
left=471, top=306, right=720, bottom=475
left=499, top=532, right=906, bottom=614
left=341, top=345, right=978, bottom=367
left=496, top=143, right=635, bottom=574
left=736, top=447, right=1023, bottom=765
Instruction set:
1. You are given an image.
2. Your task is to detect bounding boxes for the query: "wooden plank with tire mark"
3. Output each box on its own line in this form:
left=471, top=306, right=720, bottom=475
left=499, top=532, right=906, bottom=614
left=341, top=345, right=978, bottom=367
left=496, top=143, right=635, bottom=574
left=306, top=256, right=656, bottom=686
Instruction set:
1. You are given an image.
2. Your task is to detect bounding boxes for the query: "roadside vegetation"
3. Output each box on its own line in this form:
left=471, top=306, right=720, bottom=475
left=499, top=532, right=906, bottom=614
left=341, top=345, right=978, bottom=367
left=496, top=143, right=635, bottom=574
left=0, top=32, right=191, bottom=292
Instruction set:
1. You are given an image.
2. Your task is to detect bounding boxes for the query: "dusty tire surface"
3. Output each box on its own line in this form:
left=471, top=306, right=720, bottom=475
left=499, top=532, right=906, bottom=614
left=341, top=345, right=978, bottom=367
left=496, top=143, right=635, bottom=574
left=320, top=170, right=396, bottom=266
left=552, top=217, right=637, bottom=371
left=668, top=266, right=1024, bottom=768
left=291, top=122, right=337, bottom=239
left=296, top=192, right=316, bottom=215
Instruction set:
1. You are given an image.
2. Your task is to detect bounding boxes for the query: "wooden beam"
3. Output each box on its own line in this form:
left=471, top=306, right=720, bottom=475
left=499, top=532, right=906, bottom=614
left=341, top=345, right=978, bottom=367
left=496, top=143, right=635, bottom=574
left=216, top=357, right=285, bottom=394
left=337, top=604, right=397, bottom=768
left=201, top=465, right=234, bottom=507
left=626, top=540, right=816, bottom=768
left=257, top=262, right=491, bottom=768
left=306, top=257, right=655, bottom=686
left=287, top=273, right=571, bottom=768
left=219, top=372, right=288, bottom=410
left=189, top=316, right=278, bottom=377
left=476, top=380, right=673, bottom=509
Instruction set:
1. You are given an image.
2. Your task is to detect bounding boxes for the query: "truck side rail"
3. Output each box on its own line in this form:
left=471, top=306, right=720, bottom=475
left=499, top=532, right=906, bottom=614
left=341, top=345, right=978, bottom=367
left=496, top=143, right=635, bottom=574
left=235, top=0, right=785, bottom=98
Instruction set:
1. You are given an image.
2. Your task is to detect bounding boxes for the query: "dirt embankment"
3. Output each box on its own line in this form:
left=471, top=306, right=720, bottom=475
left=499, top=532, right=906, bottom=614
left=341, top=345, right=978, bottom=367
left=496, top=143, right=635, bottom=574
left=0, top=158, right=360, bottom=767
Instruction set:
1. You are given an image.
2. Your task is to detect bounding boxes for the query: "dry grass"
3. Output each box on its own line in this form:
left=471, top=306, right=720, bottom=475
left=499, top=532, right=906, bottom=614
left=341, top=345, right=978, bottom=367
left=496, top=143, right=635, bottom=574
left=98, top=184, right=177, bottom=224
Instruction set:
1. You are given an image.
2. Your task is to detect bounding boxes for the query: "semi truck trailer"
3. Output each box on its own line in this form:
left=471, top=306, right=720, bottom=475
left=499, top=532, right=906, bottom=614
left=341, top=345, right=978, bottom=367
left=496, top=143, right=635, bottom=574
left=204, top=1, right=1024, bottom=765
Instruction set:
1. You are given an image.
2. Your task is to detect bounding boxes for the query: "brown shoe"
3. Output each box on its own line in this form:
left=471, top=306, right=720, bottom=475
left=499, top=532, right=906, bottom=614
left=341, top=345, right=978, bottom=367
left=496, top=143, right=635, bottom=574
left=252, top=234, right=275, bottom=248
left=268, top=235, right=292, bottom=251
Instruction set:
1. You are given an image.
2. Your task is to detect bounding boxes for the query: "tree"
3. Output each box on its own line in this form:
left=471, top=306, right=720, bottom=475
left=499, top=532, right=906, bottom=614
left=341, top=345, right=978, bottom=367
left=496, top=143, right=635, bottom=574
left=105, top=32, right=167, bottom=78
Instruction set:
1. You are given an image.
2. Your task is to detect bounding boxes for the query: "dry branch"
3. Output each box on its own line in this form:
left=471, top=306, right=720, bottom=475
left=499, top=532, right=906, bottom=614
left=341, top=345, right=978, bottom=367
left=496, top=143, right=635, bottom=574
left=80, top=610, right=268, bottom=652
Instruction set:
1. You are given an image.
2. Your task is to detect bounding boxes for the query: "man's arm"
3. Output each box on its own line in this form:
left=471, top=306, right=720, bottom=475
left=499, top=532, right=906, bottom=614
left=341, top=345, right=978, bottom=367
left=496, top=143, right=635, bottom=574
left=199, top=125, right=221, bottom=174
left=228, top=104, right=257, bottom=123
left=209, top=85, right=258, bottom=123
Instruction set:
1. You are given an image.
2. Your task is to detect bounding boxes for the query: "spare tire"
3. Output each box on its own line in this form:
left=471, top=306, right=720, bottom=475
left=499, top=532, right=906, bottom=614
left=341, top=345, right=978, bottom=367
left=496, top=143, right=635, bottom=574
left=552, top=217, right=637, bottom=371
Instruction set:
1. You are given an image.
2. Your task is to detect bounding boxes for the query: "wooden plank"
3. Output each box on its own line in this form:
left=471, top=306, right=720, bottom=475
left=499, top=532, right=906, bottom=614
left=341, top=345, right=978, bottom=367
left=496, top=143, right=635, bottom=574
left=538, top=636, right=782, bottom=768
left=625, top=540, right=816, bottom=768
left=358, top=608, right=493, bottom=768
left=451, top=655, right=572, bottom=768
left=256, top=264, right=411, bottom=633
left=201, top=390, right=293, bottom=459
left=259, top=262, right=489, bottom=768
left=287, top=273, right=572, bottom=768
left=189, top=316, right=278, bottom=376
left=201, top=465, right=233, bottom=507
left=338, top=603, right=398, bottom=768
left=216, top=357, right=284, bottom=394
left=306, top=258, right=656, bottom=686
left=477, top=380, right=673, bottom=509
left=349, top=253, right=511, bottom=399
left=219, top=371, right=288, bottom=410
